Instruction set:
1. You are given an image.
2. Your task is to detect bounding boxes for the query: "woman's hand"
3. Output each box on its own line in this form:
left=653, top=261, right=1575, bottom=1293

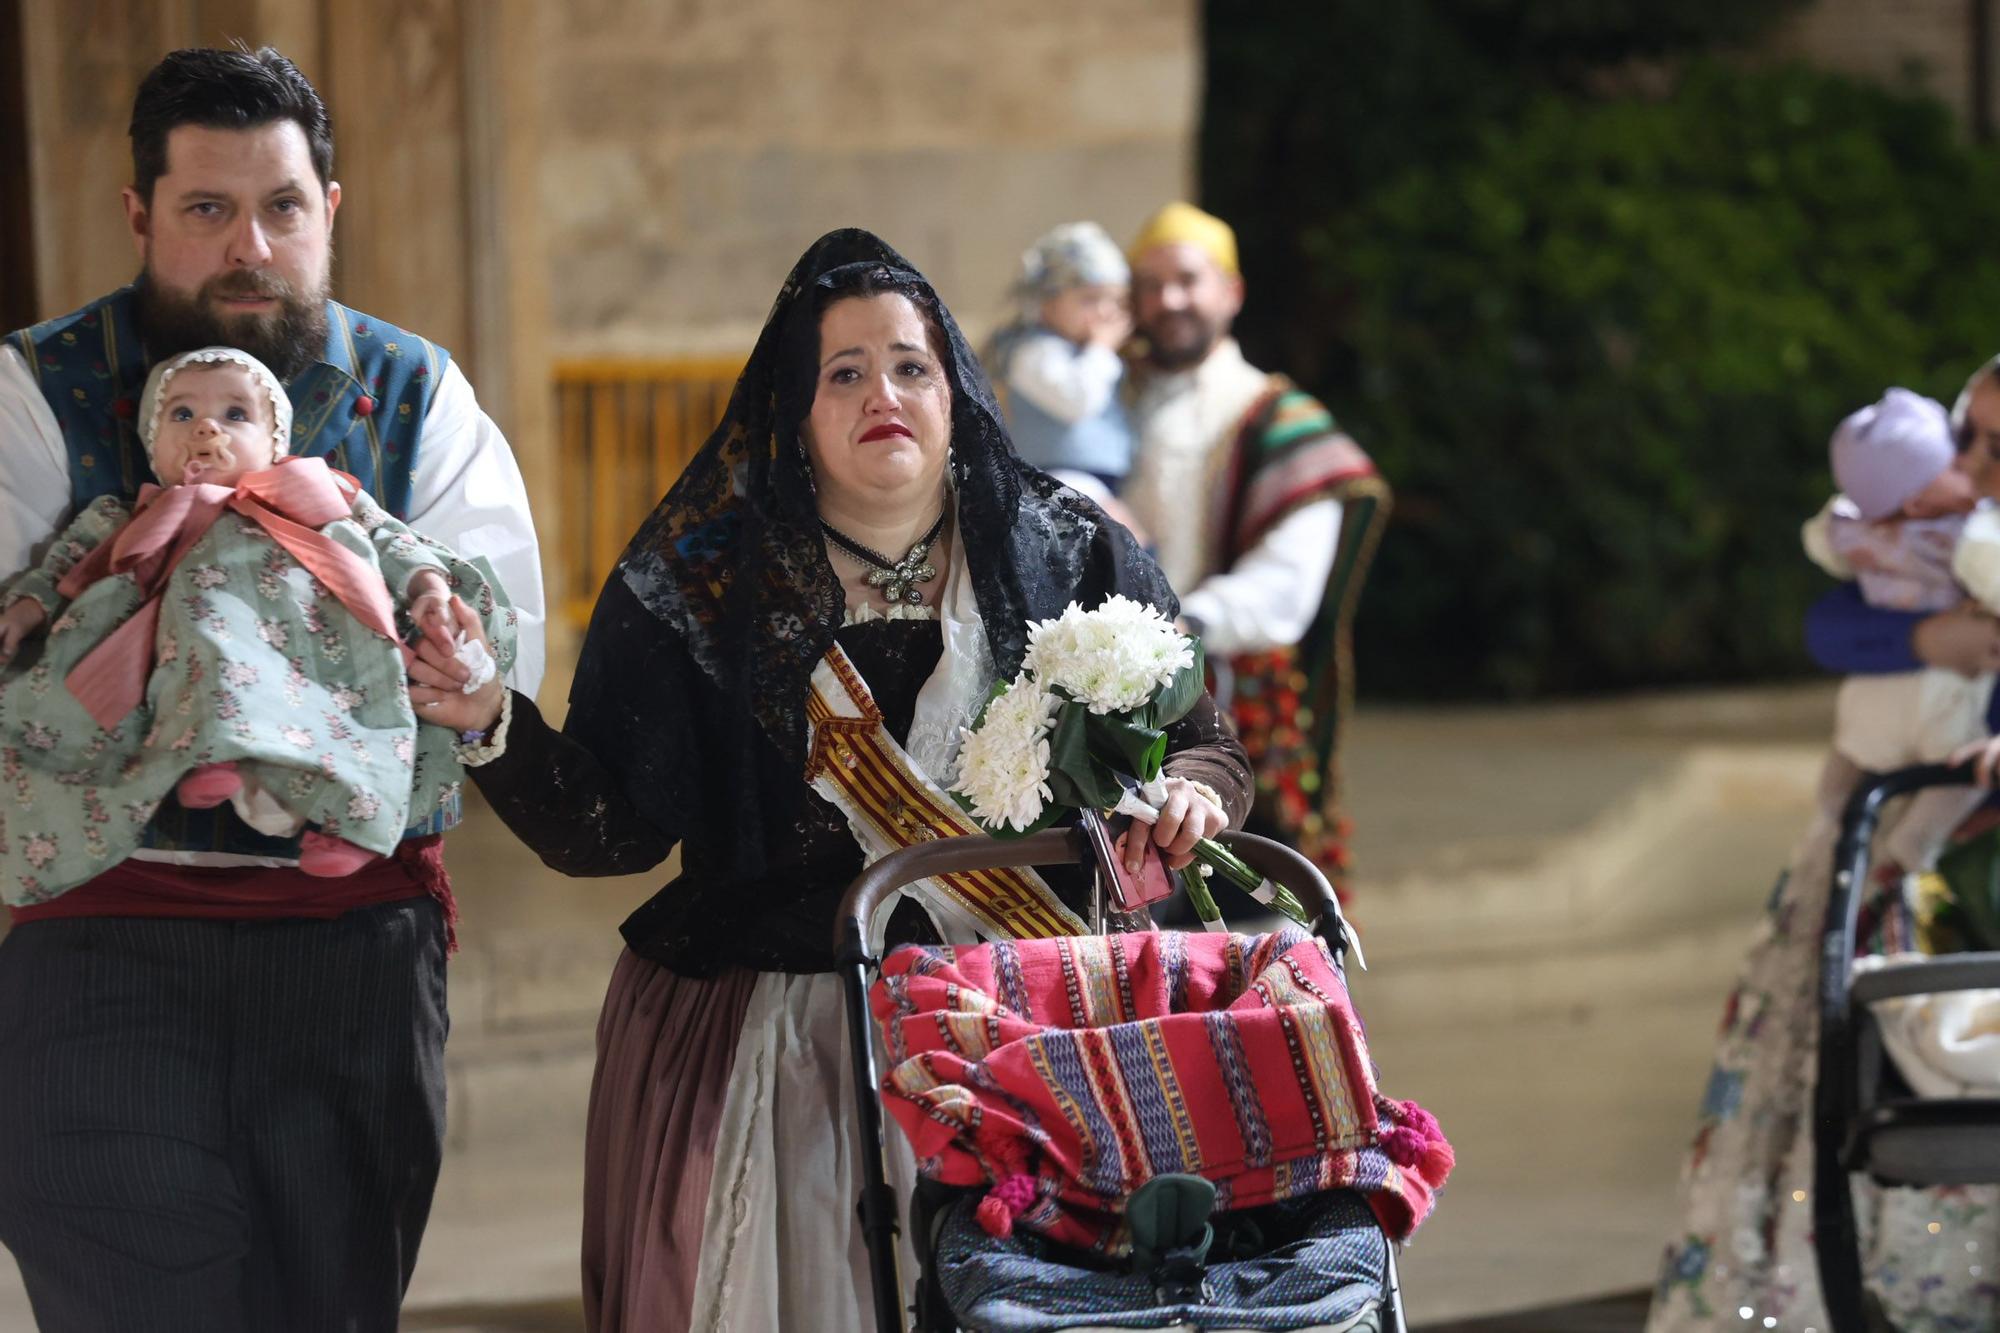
left=1128, top=774, right=1228, bottom=872
left=1913, top=604, right=2000, bottom=678
left=0, top=598, right=48, bottom=665
left=407, top=595, right=505, bottom=735
left=1951, top=735, right=2000, bottom=786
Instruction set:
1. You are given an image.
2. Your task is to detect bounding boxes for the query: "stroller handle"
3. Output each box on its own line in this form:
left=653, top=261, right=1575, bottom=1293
left=1825, top=760, right=1982, bottom=973
left=1823, top=760, right=1982, bottom=1044
left=832, top=826, right=1350, bottom=969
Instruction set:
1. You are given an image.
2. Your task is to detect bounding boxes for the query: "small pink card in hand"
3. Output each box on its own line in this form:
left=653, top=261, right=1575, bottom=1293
left=1107, top=827, right=1174, bottom=910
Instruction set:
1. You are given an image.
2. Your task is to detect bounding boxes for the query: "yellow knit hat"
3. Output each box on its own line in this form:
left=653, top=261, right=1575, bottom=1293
left=1128, top=202, right=1239, bottom=277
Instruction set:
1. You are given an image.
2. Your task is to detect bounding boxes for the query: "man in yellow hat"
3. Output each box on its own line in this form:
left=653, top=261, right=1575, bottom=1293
left=1123, top=202, right=1388, bottom=894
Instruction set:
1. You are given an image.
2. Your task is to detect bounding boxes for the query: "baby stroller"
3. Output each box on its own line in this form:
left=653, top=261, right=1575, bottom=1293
left=1816, top=762, right=2000, bottom=1332
left=834, top=818, right=1412, bottom=1333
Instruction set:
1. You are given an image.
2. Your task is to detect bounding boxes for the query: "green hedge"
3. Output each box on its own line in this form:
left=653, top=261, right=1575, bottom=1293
left=1320, top=63, right=2000, bottom=697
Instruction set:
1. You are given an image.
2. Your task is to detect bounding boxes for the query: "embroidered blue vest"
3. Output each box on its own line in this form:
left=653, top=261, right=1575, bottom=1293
left=7, top=285, right=457, bottom=856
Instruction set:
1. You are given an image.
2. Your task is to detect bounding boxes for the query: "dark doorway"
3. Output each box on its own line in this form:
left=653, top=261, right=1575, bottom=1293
left=0, top=0, right=37, bottom=332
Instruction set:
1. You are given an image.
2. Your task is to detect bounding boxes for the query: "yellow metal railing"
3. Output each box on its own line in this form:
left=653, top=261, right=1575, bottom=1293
left=553, top=358, right=743, bottom=629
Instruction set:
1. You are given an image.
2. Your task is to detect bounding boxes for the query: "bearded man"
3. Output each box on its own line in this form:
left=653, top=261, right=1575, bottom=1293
left=0, top=46, right=543, bottom=1331
left=1122, top=203, right=1388, bottom=895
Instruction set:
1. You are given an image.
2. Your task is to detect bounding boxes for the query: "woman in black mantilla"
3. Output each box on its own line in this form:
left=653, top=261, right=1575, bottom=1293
left=412, top=231, right=1253, bottom=1330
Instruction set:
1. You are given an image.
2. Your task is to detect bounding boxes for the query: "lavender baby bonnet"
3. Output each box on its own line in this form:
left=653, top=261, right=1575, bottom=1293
left=1831, top=387, right=1955, bottom=521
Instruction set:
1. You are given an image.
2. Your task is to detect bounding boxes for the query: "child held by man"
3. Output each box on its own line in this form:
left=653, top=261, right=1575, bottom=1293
left=0, top=346, right=512, bottom=903
left=989, top=221, right=1137, bottom=501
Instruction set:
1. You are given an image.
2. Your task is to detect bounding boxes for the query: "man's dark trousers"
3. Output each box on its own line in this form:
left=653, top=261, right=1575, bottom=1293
left=0, top=898, right=448, bottom=1332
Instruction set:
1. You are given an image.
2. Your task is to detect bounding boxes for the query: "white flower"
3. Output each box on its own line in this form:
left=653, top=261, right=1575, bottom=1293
left=1021, top=595, right=1193, bottom=715
left=952, top=675, right=1057, bottom=832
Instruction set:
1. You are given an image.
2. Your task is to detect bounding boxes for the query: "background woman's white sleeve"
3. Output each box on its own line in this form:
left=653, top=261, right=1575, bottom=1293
left=1802, top=495, right=1853, bottom=580
left=1953, top=504, right=2000, bottom=611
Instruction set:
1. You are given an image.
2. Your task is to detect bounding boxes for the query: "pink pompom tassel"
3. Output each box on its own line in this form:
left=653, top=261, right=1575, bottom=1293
left=1380, top=1124, right=1428, bottom=1167
left=1379, top=1097, right=1453, bottom=1185
left=976, top=1172, right=1038, bottom=1239
left=1419, top=1136, right=1456, bottom=1186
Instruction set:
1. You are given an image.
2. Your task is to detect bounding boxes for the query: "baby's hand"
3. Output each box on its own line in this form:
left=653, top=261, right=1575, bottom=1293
left=406, top=571, right=456, bottom=658
left=0, top=598, right=49, bottom=665
left=1087, top=305, right=1133, bottom=351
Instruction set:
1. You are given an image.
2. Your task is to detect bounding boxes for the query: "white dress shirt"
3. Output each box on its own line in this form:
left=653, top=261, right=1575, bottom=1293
left=1123, top=339, right=1342, bottom=656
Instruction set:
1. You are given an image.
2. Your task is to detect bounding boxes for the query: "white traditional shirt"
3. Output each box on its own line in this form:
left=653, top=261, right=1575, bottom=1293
left=0, top=341, right=546, bottom=697
left=1122, top=338, right=1342, bottom=656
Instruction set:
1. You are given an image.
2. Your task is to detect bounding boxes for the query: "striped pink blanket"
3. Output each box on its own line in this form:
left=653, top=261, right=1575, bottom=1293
left=871, top=927, right=1452, bottom=1256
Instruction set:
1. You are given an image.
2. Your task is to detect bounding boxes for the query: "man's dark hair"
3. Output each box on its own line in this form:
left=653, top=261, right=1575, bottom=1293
left=128, top=45, right=333, bottom=202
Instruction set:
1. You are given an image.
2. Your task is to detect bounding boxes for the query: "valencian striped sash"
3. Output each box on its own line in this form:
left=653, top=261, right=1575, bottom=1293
left=805, top=643, right=1086, bottom=941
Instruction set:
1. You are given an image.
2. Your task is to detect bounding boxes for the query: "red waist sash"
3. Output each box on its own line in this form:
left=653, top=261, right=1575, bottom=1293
left=8, top=835, right=456, bottom=948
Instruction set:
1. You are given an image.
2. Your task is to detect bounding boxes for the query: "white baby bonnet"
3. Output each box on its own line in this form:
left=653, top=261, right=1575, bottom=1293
left=137, top=346, right=294, bottom=464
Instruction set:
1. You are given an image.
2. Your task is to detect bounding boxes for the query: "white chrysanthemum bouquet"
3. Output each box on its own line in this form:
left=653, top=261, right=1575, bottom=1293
left=952, top=595, right=1307, bottom=928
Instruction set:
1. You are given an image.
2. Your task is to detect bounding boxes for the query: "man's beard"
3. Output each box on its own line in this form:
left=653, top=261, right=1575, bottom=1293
left=135, top=265, right=329, bottom=383
left=1140, top=310, right=1224, bottom=372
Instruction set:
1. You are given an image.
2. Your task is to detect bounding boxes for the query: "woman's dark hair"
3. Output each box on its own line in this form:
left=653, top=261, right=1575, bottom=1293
left=776, top=265, right=953, bottom=423
left=765, top=263, right=960, bottom=520
left=129, top=45, right=333, bottom=202
left=817, top=265, right=952, bottom=369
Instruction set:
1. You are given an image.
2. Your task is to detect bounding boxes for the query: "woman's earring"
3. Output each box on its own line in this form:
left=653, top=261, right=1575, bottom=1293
left=797, top=437, right=817, bottom=496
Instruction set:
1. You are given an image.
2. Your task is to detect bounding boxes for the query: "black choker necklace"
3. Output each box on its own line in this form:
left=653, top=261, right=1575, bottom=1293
left=820, top=509, right=948, bottom=605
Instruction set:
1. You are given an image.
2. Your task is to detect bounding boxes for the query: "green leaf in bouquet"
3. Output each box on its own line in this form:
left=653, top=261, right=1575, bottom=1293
left=1087, top=712, right=1167, bottom=783
left=1144, top=638, right=1206, bottom=729
left=1044, top=703, right=1126, bottom=810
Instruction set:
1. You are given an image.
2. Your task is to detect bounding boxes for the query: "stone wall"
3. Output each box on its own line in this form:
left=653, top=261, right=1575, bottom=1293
left=1762, top=0, right=1989, bottom=125
left=538, top=0, right=1199, bottom=357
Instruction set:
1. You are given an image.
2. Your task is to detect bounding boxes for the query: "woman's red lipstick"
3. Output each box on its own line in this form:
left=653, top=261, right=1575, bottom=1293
left=860, top=423, right=913, bottom=442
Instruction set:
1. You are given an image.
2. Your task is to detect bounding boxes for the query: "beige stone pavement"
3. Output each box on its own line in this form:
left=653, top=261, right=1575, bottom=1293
left=0, top=683, right=1837, bottom=1331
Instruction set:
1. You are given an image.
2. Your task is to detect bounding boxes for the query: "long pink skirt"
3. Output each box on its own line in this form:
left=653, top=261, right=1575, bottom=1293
left=581, top=948, right=757, bottom=1333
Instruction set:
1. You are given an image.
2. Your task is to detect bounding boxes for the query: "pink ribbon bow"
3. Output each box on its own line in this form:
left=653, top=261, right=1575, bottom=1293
left=59, top=457, right=411, bottom=731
